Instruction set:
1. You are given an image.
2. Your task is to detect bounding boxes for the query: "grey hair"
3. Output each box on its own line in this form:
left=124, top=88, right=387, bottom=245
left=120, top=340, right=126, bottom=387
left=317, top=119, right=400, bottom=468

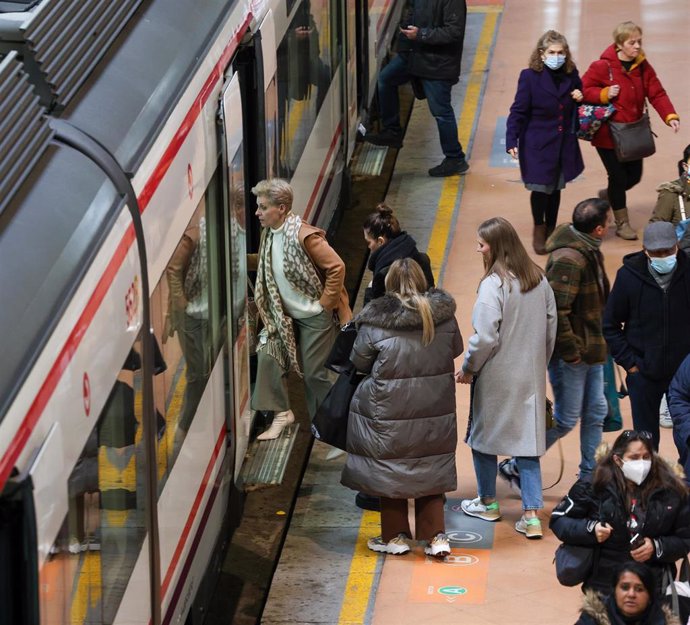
left=251, top=178, right=293, bottom=211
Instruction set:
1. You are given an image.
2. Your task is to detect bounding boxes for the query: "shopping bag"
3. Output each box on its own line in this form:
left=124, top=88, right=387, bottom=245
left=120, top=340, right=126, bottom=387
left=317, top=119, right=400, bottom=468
left=577, top=104, right=616, bottom=141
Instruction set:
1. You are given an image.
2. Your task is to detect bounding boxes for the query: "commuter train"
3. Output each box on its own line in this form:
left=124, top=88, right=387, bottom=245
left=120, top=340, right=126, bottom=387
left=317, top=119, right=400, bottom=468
left=0, top=0, right=402, bottom=623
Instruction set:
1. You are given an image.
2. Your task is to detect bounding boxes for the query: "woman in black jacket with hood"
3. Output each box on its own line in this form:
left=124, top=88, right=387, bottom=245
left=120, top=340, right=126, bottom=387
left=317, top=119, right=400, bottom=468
left=551, top=430, right=690, bottom=596
left=363, top=204, right=435, bottom=306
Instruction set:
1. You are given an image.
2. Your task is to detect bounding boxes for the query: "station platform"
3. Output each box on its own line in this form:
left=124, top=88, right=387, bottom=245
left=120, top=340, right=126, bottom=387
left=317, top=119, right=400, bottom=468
left=262, top=1, right=688, bottom=624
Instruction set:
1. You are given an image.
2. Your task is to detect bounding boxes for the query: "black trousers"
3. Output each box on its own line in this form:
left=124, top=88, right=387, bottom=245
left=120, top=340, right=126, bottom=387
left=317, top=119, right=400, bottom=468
left=596, top=147, right=643, bottom=210
left=626, top=372, right=670, bottom=451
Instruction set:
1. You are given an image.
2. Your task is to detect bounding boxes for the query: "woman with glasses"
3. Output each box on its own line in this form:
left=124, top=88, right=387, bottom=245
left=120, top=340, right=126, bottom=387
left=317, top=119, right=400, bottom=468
left=551, top=430, right=690, bottom=595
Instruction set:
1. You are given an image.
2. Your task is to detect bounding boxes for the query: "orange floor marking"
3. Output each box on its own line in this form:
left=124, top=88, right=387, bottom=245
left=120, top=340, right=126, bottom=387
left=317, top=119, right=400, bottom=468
left=408, top=548, right=491, bottom=604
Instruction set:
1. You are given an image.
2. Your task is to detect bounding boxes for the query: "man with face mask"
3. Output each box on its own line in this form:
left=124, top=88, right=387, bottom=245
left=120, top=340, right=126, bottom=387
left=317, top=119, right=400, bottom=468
left=604, top=221, right=690, bottom=449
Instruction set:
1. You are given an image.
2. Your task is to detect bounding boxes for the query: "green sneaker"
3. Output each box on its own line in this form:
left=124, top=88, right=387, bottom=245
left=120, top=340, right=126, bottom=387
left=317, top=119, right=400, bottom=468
left=515, top=516, right=543, bottom=539
left=461, top=497, right=501, bottom=522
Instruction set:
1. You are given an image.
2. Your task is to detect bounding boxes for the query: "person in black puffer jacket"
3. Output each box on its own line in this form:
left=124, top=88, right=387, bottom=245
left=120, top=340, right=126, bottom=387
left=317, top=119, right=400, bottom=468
left=551, top=430, right=690, bottom=597
left=363, top=203, right=435, bottom=306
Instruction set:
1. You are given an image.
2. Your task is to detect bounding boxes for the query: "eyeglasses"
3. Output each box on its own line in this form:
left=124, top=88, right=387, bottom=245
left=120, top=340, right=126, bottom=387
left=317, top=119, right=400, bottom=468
left=620, top=430, right=653, bottom=441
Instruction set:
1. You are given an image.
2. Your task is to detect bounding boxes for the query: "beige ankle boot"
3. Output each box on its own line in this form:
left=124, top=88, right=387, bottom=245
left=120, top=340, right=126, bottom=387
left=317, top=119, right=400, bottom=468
left=532, top=224, right=547, bottom=255
left=257, top=410, right=295, bottom=441
left=613, top=208, right=638, bottom=240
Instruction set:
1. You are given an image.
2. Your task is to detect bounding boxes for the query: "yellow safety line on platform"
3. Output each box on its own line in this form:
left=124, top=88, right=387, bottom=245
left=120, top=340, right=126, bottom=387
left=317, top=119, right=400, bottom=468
left=337, top=9, right=501, bottom=624
left=337, top=511, right=381, bottom=625
left=427, top=10, right=498, bottom=274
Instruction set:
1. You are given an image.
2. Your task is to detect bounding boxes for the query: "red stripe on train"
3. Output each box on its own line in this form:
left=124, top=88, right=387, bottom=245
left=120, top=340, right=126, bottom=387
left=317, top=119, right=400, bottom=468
left=0, top=14, right=252, bottom=491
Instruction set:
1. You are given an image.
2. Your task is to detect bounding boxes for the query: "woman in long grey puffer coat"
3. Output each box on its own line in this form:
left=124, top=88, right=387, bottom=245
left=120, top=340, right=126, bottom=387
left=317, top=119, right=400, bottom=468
left=456, top=217, right=556, bottom=539
left=341, top=258, right=463, bottom=558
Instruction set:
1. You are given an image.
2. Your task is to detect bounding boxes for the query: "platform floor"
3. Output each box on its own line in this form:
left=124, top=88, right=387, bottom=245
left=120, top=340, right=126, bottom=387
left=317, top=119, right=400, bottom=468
left=263, top=0, right=690, bottom=623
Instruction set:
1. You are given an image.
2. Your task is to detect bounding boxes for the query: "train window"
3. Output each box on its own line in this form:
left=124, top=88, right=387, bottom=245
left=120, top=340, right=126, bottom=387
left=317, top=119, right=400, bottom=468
left=40, top=345, right=151, bottom=624
left=277, top=0, right=333, bottom=178
left=149, top=169, right=226, bottom=485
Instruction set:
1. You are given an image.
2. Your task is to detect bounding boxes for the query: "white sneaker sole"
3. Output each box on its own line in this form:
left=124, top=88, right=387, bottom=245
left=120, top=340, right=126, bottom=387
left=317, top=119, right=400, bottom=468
left=424, top=546, right=451, bottom=558
left=367, top=541, right=410, bottom=555
left=515, top=522, right=543, bottom=539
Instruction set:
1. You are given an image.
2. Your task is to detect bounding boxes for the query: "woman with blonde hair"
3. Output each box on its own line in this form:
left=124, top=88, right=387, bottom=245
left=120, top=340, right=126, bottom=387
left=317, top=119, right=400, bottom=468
left=458, top=217, right=557, bottom=539
left=341, top=258, right=463, bottom=557
left=582, top=21, right=680, bottom=240
left=506, top=30, right=584, bottom=254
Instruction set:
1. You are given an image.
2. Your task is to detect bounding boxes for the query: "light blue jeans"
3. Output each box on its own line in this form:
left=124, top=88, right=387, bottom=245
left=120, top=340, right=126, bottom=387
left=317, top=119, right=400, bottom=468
left=546, top=359, right=607, bottom=479
left=472, top=450, right=543, bottom=510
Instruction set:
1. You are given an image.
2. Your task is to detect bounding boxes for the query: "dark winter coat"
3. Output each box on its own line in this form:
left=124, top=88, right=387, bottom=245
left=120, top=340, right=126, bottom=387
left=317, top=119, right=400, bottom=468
left=574, top=590, right=680, bottom=625
left=364, top=232, right=435, bottom=305
left=341, top=289, right=463, bottom=499
left=581, top=46, right=678, bottom=150
left=668, top=354, right=690, bottom=484
left=546, top=225, right=609, bottom=364
left=550, top=478, right=690, bottom=595
left=506, top=67, right=585, bottom=186
left=400, top=0, right=466, bottom=83
left=603, top=251, right=690, bottom=381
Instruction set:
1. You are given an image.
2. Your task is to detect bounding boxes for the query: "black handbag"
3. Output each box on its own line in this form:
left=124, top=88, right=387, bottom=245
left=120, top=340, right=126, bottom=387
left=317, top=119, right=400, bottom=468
left=554, top=543, right=598, bottom=586
left=325, top=321, right=357, bottom=373
left=311, top=367, right=363, bottom=451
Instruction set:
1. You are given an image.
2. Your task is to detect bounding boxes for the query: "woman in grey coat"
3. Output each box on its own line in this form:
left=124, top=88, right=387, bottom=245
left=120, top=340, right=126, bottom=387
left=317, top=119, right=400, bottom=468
left=341, top=258, right=463, bottom=558
left=456, top=217, right=557, bottom=539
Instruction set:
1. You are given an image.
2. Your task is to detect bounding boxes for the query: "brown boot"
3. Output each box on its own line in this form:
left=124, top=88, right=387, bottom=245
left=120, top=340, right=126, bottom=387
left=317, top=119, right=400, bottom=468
left=598, top=188, right=609, bottom=202
left=532, top=224, right=547, bottom=255
left=613, top=208, right=638, bottom=240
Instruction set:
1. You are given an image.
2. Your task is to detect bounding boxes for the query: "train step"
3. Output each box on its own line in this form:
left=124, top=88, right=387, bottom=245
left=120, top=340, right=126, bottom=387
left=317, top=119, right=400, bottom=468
left=239, top=424, right=300, bottom=490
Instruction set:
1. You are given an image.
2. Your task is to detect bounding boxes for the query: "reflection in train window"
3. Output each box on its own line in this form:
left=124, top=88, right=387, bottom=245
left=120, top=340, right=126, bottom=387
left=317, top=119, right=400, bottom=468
left=277, top=0, right=333, bottom=178
left=150, top=169, right=225, bottom=485
left=40, top=346, right=150, bottom=625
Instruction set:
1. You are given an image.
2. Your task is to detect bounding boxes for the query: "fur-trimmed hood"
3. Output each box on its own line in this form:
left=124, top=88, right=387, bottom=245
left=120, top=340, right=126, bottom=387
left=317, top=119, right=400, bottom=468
left=354, top=288, right=456, bottom=331
left=580, top=590, right=680, bottom=625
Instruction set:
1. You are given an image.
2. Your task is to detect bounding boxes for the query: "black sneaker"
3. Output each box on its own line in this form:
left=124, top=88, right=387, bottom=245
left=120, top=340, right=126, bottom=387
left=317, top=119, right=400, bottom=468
left=364, top=129, right=403, bottom=149
left=428, top=157, right=470, bottom=177
left=355, top=492, right=381, bottom=511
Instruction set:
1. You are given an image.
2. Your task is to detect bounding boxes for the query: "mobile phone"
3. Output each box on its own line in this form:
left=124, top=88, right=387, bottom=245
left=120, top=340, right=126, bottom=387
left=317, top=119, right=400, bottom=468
left=630, top=533, right=644, bottom=549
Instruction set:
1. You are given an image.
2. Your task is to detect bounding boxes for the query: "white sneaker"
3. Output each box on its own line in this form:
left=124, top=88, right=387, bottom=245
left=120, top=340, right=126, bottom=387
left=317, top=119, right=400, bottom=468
left=461, top=497, right=501, bottom=521
left=660, top=394, right=673, bottom=428
left=257, top=410, right=295, bottom=440
left=367, top=534, right=410, bottom=555
left=424, top=533, right=451, bottom=558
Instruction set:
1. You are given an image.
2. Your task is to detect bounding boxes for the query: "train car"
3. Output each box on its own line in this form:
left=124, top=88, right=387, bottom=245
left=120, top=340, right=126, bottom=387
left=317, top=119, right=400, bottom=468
left=0, top=0, right=402, bottom=624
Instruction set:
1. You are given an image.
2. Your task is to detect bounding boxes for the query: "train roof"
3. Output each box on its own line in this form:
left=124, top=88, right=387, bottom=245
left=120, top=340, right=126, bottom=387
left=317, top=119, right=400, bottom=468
left=0, top=0, right=250, bottom=422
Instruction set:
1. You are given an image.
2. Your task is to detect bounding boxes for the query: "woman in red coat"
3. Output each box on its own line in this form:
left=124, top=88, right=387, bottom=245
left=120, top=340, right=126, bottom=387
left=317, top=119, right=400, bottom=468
left=582, top=21, right=680, bottom=240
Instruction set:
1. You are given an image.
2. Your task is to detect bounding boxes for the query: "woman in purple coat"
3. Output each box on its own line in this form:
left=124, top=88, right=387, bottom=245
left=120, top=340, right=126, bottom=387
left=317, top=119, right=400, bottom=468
left=506, top=31, right=585, bottom=254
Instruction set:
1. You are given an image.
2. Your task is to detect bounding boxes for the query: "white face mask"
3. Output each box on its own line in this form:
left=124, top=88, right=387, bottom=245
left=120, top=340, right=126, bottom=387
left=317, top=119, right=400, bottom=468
left=621, top=459, right=652, bottom=485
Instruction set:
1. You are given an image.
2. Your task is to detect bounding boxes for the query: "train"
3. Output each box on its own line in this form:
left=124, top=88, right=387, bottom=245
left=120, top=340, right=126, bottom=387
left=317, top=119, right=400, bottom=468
left=0, top=0, right=403, bottom=623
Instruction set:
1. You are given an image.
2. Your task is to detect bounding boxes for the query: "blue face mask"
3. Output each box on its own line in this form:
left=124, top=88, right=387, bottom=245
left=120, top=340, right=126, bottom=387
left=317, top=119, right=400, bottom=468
left=650, top=254, right=677, bottom=274
left=544, top=55, right=566, bottom=70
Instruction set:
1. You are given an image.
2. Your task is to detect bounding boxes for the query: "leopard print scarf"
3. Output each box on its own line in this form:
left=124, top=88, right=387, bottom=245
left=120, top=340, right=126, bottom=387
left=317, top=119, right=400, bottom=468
left=255, top=212, right=323, bottom=375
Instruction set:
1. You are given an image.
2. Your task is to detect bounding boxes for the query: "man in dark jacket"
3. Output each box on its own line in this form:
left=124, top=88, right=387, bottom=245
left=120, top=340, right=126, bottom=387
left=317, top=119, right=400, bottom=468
left=668, top=354, right=690, bottom=485
left=365, top=0, right=469, bottom=177
left=604, top=221, right=690, bottom=450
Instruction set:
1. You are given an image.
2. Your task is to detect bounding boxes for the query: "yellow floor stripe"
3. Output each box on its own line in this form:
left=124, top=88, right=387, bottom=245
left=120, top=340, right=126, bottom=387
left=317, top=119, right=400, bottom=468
left=427, top=10, right=498, bottom=274
left=337, top=511, right=381, bottom=625
left=337, top=10, right=501, bottom=624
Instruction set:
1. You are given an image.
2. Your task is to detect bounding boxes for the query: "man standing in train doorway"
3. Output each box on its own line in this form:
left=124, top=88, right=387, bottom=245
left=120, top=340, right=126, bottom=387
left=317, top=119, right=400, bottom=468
left=365, top=0, right=469, bottom=177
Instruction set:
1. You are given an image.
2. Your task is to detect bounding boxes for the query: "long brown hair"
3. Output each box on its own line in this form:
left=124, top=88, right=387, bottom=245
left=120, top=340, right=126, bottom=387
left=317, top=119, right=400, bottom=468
left=592, top=431, right=688, bottom=503
left=384, top=258, right=435, bottom=345
left=528, top=30, right=577, bottom=74
left=477, top=217, right=544, bottom=292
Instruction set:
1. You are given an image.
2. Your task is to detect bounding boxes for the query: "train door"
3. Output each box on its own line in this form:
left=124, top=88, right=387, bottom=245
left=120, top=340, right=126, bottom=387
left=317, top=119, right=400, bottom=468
left=219, top=73, right=252, bottom=480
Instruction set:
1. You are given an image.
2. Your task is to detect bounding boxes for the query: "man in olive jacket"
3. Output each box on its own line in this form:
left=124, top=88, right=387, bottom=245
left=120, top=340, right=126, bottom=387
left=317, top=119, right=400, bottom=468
left=365, top=0, right=468, bottom=177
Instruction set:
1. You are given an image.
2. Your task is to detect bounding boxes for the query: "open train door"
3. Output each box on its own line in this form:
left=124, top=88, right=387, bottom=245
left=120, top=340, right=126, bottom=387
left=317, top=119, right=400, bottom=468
left=219, top=72, right=252, bottom=480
